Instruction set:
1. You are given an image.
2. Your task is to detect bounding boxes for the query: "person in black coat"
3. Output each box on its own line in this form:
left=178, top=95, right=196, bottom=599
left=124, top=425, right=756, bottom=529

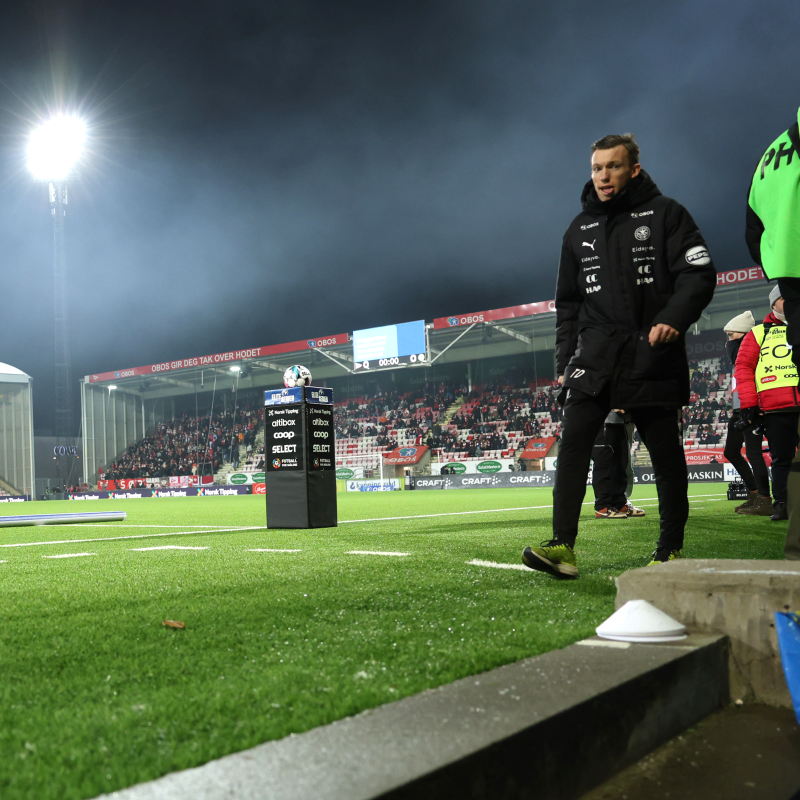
left=523, top=133, right=716, bottom=578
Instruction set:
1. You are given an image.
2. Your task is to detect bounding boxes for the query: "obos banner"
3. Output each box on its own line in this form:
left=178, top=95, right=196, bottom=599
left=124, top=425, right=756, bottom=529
left=382, top=446, right=428, bottom=465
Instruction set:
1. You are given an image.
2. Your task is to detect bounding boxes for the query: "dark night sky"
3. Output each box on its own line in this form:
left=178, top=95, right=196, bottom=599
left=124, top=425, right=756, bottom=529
left=0, top=0, right=798, bottom=429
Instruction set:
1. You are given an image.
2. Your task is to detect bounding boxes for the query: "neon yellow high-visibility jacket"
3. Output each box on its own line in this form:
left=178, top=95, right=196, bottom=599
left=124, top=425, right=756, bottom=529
left=747, top=107, right=800, bottom=279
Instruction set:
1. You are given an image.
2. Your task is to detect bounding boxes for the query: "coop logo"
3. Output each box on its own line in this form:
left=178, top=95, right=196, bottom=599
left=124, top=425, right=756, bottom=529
left=398, top=447, right=417, bottom=457
left=274, top=431, right=295, bottom=440
left=53, top=445, right=78, bottom=457
left=272, top=458, right=282, bottom=468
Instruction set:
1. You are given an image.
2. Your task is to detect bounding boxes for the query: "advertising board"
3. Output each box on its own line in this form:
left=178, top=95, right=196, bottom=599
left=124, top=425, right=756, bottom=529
left=415, top=472, right=555, bottom=490
left=432, top=459, right=515, bottom=475
left=89, top=333, right=349, bottom=383
left=345, top=479, right=401, bottom=492
left=227, top=471, right=266, bottom=485
left=265, top=404, right=304, bottom=472
left=307, top=403, right=335, bottom=470
left=416, top=466, right=726, bottom=490
left=67, top=486, right=253, bottom=500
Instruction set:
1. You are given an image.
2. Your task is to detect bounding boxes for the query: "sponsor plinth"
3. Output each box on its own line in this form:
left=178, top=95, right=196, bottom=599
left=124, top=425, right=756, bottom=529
left=264, top=386, right=337, bottom=528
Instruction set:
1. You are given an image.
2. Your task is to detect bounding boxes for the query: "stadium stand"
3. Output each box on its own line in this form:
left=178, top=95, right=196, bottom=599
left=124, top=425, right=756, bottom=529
left=333, top=379, right=564, bottom=475
left=87, top=351, right=738, bottom=484
left=98, top=402, right=264, bottom=482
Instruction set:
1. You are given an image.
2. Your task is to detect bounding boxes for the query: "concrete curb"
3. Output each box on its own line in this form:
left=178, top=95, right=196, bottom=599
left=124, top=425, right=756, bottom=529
left=99, top=634, right=728, bottom=800
left=616, top=559, right=800, bottom=706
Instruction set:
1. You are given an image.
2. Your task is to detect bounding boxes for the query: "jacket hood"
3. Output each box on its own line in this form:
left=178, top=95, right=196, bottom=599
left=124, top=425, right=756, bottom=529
left=581, top=169, right=662, bottom=215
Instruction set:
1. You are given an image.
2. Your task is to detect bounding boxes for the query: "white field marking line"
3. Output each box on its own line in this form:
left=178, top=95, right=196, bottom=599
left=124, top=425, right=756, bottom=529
left=0, top=526, right=262, bottom=550
left=467, top=559, right=530, bottom=572
left=130, top=546, right=209, bottom=551
left=0, top=560, right=6, bottom=563
left=64, top=524, right=229, bottom=528
left=337, top=493, right=725, bottom=525
left=248, top=548, right=302, bottom=553
left=43, top=553, right=95, bottom=559
left=347, top=550, right=410, bottom=557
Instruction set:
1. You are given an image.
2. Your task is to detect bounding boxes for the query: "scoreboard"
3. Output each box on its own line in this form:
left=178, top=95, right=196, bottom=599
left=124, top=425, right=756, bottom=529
left=352, top=319, right=427, bottom=371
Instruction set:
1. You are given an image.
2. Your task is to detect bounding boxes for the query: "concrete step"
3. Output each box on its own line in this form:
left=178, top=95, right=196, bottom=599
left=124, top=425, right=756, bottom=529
left=93, top=633, right=728, bottom=800
left=616, top=558, right=800, bottom=707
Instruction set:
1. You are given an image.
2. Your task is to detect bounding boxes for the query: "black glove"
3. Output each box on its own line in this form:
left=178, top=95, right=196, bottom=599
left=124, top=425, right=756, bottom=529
left=733, top=407, right=758, bottom=431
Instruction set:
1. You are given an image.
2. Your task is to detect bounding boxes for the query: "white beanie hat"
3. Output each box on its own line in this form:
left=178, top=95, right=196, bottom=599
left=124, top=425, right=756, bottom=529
left=769, top=285, right=782, bottom=307
left=723, top=310, right=755, bottom=334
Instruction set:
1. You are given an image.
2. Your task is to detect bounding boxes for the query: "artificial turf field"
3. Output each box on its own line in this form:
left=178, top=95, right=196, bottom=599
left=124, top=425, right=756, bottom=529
left=0, top=484, right=785, bottom=799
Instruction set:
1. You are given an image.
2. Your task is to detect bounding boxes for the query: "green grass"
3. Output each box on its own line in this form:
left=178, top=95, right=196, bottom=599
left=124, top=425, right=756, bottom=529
left=0, top=485, right=784, bottom=799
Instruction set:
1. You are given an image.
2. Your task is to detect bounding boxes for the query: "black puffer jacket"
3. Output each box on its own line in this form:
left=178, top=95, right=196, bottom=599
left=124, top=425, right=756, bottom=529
left=555, top=171, right=716, bottom=408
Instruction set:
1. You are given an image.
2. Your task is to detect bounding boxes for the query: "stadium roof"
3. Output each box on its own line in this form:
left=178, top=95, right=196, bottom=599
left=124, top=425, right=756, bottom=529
left=82, top=267, right=772, bottom=399
left=0, top=362, right=32, bottom=383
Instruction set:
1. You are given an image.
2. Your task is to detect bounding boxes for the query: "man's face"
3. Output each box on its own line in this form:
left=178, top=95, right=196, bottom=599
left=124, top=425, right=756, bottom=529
left=591, top=145, right=641, bottom=202
left=773, top=297, right=785, bottom=314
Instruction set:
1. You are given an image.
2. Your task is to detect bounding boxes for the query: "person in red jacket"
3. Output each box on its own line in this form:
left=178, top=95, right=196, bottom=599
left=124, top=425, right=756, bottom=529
left=733, top=286, right=800, bottom=521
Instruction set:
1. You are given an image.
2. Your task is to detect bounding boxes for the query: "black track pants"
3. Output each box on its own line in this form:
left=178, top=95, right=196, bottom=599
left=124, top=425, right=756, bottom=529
left=762, top=411, right=800, bottom=504
left=553, top=387, right=688, bottom=551
left=591, top=423, right=629, bottom=510
left=723, top=419, right=770, bottom=496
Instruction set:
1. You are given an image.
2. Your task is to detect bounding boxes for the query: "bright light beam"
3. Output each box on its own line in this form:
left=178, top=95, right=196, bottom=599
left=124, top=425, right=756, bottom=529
left=27, top=115, right=86, bottom=181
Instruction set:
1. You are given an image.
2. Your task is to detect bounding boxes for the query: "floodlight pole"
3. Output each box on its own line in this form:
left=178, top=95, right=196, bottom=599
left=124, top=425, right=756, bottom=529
left=50, top=180, right=74, bottom=448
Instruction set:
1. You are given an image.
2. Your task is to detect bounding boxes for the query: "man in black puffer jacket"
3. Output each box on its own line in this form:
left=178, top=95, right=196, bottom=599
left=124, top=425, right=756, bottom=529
left=522, top=134, right=716, bottom=578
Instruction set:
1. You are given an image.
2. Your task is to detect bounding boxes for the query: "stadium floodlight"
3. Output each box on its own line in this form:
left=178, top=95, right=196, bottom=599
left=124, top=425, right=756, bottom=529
left=27, top=115, right=86, bottom=181
left=230, top=366, right=241, bottom=372
left=107, top=385, right=117, bottom=391
left=27, top=113, right=88, bottom=462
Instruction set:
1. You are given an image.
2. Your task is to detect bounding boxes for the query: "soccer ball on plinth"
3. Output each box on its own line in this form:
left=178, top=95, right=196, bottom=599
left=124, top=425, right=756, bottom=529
left=283, top=364, right=312, bottom=388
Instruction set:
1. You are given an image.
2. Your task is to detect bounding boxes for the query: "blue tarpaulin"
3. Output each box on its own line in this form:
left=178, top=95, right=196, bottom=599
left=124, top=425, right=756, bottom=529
left=776, top=612, right=800, bottom=726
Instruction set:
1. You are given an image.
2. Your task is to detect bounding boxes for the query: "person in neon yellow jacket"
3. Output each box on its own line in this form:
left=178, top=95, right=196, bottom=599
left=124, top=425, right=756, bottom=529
left=747, top=109, right=800, bottom=559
